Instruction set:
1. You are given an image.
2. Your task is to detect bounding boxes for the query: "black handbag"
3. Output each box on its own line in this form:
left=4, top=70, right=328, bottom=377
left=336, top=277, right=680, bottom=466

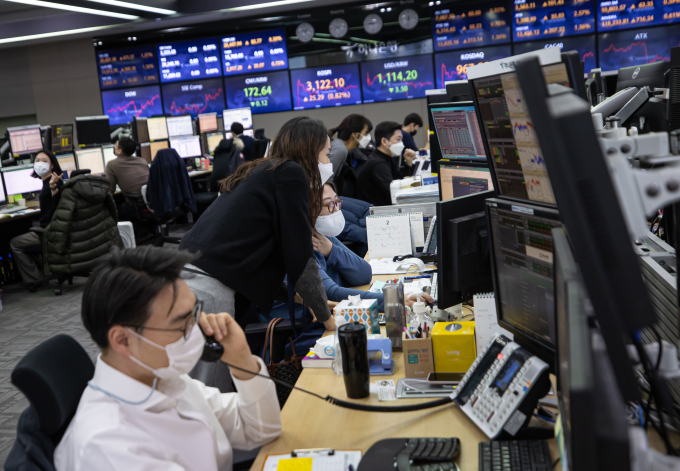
left=261, top=318, right=302, bottom=408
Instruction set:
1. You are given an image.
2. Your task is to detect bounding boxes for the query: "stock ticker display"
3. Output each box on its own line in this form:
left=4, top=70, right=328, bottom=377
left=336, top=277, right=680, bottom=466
left=598, top=0, right=680, bottom=31
left=161, top=78, right=226, bottom=117
left=158, top=38, right=222, bottom=83
left=512, top=0, right=596, bottom=42
left=222, top=29, right=288, bottom=76
left=434, top=44, right=512, bottom=86
left=433, top=2, right=512, bottom=51
left=97, top=46, right=159, bottom=89
left=289, top=64, right=363, bottom=110
left=359, top=55, right=435, bottom=103
left=598, top=24, right=680, bottom=69
left=101, top=85, right=163, bottom=126
left=513, top=34, right=597, bottom=70
left=223, top=70, right=293, bottom=113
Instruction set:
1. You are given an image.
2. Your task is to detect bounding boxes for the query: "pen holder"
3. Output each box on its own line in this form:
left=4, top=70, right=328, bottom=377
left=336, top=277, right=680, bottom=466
left=402, top=335, right=434, bottom=379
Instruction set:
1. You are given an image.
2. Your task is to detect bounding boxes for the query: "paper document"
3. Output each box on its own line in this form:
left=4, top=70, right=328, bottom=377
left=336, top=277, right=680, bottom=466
left=369, top=258, right=424, bottom=275
left=408, top=212, right=425, bottom=250
left=401, top=278, right=431, bottom=296
left=262, top=451, right=362, bottom=471
left=473, top=293, right=514, bottom=356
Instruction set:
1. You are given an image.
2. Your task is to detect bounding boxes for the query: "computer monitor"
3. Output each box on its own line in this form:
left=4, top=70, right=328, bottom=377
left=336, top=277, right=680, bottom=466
left=8, top=125, right=43, bottom=155
left=198, top=113, right=218, bottom=133
left=147, top=116, right=169, bottom=141
left=206, top=132, right=224, bottom=154
left=485, top=197, right=562, bottom=371
left=149, top=140, right=169, bottom=161
left=56, top=153, right=77, bottom=178
left=140, top=143, right=152, bottom=164
left=617, top=60, right=669, bottom=91
left=438, top=160, right=494, bottom=202
left=225, top=131, right=233, bottom=140
left=75, top=147, right=105, bottom=175
left=425, top=89, right=449, bottom=105
left=445, top=80, right=472, bottom=102
left=166, top=115, right=194, bottom=138
left=170, top=135, right=202, bottom=159
left=223, top=107, right=253, bottom=131
left=102, top=145, right=116, bottom=167
left=0, top=173, right=7, bottom=205
left=134, top=117, right=150, bottom=144
left=243, top=129, right=254, bottom=138
left=1, top=166, right=43, bottom=196
left=51, top=124, right=73, bottom=153
left=75, top=116, right=110, bottom=147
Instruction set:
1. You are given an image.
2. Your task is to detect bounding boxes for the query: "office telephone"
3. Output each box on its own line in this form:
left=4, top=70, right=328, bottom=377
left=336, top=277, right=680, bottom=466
left=453, top=335, right=551, bottom=439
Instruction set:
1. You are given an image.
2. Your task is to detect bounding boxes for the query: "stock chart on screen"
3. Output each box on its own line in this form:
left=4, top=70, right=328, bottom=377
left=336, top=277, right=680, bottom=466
left=435, top=44, right=512, bottom=87
left=433, top=1, right=511, bottom=51
left=598, top=0, right=680, bottom=31
left=513, top=0, right=595, bottom=42
left=513, top=34, right=597, bottom=72
left=290, top=64, right=362, bottom=110
left=158, top=38, right=222, bottom=83
left=101, top=85, right=163, bottom=126
left=161, top=78, right=226, bottom=118
left=224, top=70, right=293, bottom=114
left=222, top=28, right=288, bottom=76
left=360, top=55, right=435, bottom=103
left=97, top=46, right=158, bottom=89
left=598, top=24, right=680, bottom=70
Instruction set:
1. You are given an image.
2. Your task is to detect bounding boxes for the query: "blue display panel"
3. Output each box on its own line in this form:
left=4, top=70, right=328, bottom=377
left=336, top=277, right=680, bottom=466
left=513, top=34, right=597, bottom=72
left=598, top=0, right=680, bottom=31
left=598, top=24, right=680, bottom=70
left=102, top=85, right=162, bottom=126
left=158, top=38, right=222, bottom=83
left=290, top=64, right=362, bottom=110
left=224, top=70, right=293, bottom=114
left=161, top=78, right=226, bottom=118
left=434, top=44, right=512, bottom=87
left=513, top=0, right=595, bottom=42
left=222, top=29, right=288, bottom=76
left=360, top=55, right=435, bottom=103
left=97, top=46, right=158, bottom=89
left=433, top=2, right=511, bottom=51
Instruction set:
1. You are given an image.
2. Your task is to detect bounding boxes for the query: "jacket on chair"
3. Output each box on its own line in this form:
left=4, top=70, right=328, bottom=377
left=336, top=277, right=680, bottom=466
left=147, top=148, right=197, bottom=219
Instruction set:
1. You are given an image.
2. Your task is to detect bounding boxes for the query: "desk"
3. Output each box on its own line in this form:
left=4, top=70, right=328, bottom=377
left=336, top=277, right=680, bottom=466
left=0, top=200, right=41, bottom=225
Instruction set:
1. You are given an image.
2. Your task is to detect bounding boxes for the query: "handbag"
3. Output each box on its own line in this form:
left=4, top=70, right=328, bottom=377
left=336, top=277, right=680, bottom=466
left=261, top=317, right=303, bottom=408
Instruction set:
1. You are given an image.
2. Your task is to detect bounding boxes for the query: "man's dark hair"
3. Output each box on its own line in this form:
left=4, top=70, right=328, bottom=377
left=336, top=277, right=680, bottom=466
left=374, top=121, right=402, bottom=148
left=117, top=135, right=137, bottom=156
left=404, top=113, right=423, bottom=128
left=82, top=246, right=196, bottom=348
left=230, top=122, right=244, bottom=135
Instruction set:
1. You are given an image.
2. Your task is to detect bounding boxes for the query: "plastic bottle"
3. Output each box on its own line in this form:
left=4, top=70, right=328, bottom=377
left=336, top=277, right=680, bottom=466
left=407, top=291, right=434, bottom=336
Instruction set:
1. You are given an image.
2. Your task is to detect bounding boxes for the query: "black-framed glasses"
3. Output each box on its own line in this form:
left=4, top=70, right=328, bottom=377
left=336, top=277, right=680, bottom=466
left=325, top=199, right=343, bottom=213
left=127, top=299, right=203, bottom=340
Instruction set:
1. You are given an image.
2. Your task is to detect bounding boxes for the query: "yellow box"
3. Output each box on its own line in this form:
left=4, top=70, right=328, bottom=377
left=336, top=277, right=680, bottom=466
left=432, top=321, right=476, bottom=373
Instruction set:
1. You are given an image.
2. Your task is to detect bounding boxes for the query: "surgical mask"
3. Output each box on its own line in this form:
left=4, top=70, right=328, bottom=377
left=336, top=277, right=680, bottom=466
left=315, top=211, right=346, bottom=237
left=389, top=141, right=405, bottom=157
left=410, top=130, right=418, bottom=137
left=127, top=323, right=205, bottom=380
left=318, top=161, right=334, bottom=185
left=355, top=133, right=371, bottom=149
left=34, top=161, right=51, bottom=177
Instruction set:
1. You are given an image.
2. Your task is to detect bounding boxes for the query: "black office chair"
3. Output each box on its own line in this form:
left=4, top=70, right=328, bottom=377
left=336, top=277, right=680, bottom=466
left=251, top=139, right=269, bottom=161
left=194, top=140, right=238, bottom=214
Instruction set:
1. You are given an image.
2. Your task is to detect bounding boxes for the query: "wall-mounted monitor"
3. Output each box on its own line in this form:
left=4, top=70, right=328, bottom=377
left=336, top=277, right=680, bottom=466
left=161, top=78, right=225, bottom=118
left=513, top=0, right=595, bottom=42
left=360, top=55, right=435, bottom=103
left=223, top=70, right=293, bottom=114
left=598, top=25, right=680, bottom=71
left=97, top=46, right=159, bottom=89
left=514, top=35, right=597, bottom=74
left=432, top=2, right=511, bottom=51
left=435, top=45, right=512, bottom=87
left=158, top=38, right=222, bottom=83
left=290, top=63, right=362, bottom=110
left=598, top=0, right=680, bottom=32
left=101, top=85, right=162, bottom=126
left=222, top=28, right=288, bottom=76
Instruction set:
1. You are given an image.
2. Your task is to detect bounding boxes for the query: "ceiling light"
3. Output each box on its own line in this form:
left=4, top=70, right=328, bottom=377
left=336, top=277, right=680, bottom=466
left=387, top=7, right=392, bottom=12
left=380, top=8, right=385, bottom=12
left=221, top=0, right=317, bottom=12
left=3, top=0, right=139, bottom=19
left=0, top=25, right=117, bottom=44
left=86, top=0, right=175, bottom=15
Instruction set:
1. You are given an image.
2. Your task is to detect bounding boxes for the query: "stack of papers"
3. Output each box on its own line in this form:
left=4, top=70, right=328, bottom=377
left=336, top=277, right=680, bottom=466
left=369, top=258, right=425, bottom=275
left=396, top=185, right=440, bottom=204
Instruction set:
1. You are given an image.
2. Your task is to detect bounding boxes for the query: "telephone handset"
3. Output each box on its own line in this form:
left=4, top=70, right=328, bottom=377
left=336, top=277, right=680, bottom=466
left=453, top=334, right=551, bottom=439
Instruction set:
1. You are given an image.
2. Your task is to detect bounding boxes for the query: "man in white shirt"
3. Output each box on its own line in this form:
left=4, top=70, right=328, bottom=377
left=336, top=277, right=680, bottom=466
left=54, top=246, right=282, bottom=471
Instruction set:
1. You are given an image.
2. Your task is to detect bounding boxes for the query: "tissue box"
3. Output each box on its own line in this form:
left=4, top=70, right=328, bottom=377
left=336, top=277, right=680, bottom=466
left=432, top=321, right=476, bottom=373
left=333, top=298, right=380, bottom=334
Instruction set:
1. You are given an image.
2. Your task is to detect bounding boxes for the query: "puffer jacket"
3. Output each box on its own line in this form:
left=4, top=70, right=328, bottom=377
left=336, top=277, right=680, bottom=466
left=43, top=175, right=123, bottom=275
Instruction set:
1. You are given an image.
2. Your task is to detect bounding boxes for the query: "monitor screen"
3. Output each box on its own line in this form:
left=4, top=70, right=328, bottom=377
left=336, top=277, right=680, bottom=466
left=598, top=0, right=680, bottom=31
left=8, top=125, right=43, bottom=155
left=51, top=124, right=73, bottom=153
left=75, top=116, right=111, bottom=146
left=2, top=167, right=43, bottom=195
left=435, top=45, right=512, bottom=87
left=431, top=103, right=487, bottom=161
left=512, top=0, right=595, bottom=42
left=149, top=140, right=169, bottom=161
left=290, top=63, right=362, bottom=110
left=598, top=25, right=680, bottom=71
left=432, top=2, right=511, bottom=52
left=102, top=145, right=116, bottom=167
left=360, top=55, right=435, bottom=103
left=57, top=154, right=77, bottom=177
left=0, top=172, right=6, bottom=205
left=158, top=38, right=222, bottom=83
left=199, top=113, right=218, bottom=133
left=439, top=162, right=494, bottom=201
left=135, top=118, right=150, bottom=143
left=140, top=143, right=152, bottom=164
left=223, top=70, right=293, bottom=114
left=222, top=28, right=288, bottom=76
left=206, top=132, right=224, bottom=153
left=513, top=35, right=597, bottom=74
left=147, top=116, right=169, bottom=141
left=170, top=136, right=202, bottom=158
left=97, top=46, right=159, bottom=89
left=243, top=129, right=254, bottom=137
left=223, top=107, right=253, bottom=131
left=101, top=85, right=163, bottom=126
left=161, top=78, right=225, bottom=118
left=76, top=147, right=106, bottom=175
left=166, top=115, right=194, bottom=137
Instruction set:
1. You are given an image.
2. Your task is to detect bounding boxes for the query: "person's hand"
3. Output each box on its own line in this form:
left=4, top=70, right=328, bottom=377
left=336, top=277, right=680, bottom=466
left=305, top=301, right=337, bottom=331
left=199, top=312, right=259, bottom=380
left=403, top=149, right=417, bottom=166
left=312, top=231, right=333, bottom=258
left=404, top=292, right=434, bottom=308
left=49, top=172, right=61, bottom=195
left=323, top=316, right=336, bottom=331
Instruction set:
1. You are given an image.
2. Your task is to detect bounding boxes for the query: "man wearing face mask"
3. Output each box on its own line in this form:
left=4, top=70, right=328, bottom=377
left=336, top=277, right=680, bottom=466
left=54, top=246, right=282, bottom=471
left=401, top=113, right=424, bottom=154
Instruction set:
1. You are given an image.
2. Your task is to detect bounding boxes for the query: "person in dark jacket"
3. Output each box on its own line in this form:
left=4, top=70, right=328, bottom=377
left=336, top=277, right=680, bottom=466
left=355, top=121, right=416, bottom=206
left=10, top=150, right=64, bottom=285
left=338, top=195, right=371, bottom=257
left=327, top=114, right=373, bottom=174
left=147, top=148, right=197, bottom=219
left=230, top=122, right=254, bottom=161
left=179, top=117, right=336, bottom=330
left=212, top=138, right=244, bottom=179
left=401, top=112, right=423, bottom=153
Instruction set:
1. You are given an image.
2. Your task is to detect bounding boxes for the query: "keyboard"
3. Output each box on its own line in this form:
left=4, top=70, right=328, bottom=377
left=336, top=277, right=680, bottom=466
left=0, top=205, right=23, bottom=215
left=479, top=440, right=552, bottom=471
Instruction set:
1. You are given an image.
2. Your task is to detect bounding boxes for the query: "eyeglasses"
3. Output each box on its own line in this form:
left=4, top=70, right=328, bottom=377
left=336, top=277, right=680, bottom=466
left=325, top=199, right=343, bottom=213
left=127, top=299, right=203, bottom=340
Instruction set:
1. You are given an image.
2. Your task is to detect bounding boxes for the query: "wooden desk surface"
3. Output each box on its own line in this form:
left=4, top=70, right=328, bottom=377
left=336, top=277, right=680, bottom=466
left=0, top=201, right=41, bottom=225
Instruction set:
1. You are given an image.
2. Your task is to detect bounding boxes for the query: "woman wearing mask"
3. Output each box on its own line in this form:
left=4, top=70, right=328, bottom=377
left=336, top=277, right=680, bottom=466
left=179, top=117, right=336, bottom=331
left=327, top=114, right=373, bottom=174
left=10, top=151, right=63, bottom=287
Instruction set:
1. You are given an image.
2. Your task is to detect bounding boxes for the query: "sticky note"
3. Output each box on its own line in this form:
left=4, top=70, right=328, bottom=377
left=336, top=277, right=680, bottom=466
left=277, top=457, right=313, bottom=471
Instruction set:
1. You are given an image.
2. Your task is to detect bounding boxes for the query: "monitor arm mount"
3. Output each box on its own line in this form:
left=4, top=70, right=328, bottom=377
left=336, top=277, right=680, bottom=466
left=592, top=86, right=669, bottom=131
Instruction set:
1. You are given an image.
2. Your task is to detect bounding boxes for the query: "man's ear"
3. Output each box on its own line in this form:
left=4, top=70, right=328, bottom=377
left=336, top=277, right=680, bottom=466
left=108, top=325, right=133, bottom=356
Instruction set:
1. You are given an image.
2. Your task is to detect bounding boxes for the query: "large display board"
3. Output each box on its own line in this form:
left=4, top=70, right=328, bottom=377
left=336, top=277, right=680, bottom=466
left=222, top=29, right=288, bottom=76
left=101, top=85, right=163, bottom=126
left=223, top=70, right=293, bottom=114
left=598, top=0, right=680, bottom=31
left=161, top=78, right=226, bottom=117
left=513, top=0, right=595, bottom=42
left=97, top=46, right=159, bottom=89
left=435, top=44, right=512, bottom=86
left=513, top=34, right=597, bottom=72
left=433, top=2, right=511, bottom=51
left=290, top=63, right=362, bottom=110
left=158, top=38, right=222, bottom=83
left=360, top=55, right=435, bottom=103
left=599, top=24, right=680, bottom=70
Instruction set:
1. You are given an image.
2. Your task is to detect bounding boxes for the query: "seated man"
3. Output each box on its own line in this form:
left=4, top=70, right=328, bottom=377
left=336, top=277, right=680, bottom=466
left=105, top=135, right=149, bottom=195
left=55, top=246, right=281, bottom=471
left=401, top=113, right=423, bottom=153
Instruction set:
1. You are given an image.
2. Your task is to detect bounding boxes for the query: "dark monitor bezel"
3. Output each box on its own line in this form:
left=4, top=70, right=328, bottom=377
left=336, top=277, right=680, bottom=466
left=75, top=116, right=111, bottom=147
left=50, top=124, right=74, bottom=154
left=0, top=172, right=7, bottom=205
left=437, top=159, right=492, bottom=202
left=616, top=60, right=670, bottom=92
left=429, top=101, right=488, bottom=167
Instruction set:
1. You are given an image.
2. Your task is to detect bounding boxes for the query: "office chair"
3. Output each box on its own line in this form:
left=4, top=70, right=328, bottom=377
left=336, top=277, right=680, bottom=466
left=251, top=139, right=269, bottom=161
left=193, top=139, right=239, bottom=214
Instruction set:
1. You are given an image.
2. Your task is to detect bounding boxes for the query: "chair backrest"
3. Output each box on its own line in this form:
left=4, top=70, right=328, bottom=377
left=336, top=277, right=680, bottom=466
left=11, top=335, right=94, bottom=440
left=251, top=139, right=269, bottom=161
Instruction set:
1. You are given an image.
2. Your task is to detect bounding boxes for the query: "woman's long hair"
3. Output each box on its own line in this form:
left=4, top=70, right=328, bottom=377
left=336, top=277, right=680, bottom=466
left=328, top=114, right=373, bottom=141
left=220, top=116, right=327, bottom=227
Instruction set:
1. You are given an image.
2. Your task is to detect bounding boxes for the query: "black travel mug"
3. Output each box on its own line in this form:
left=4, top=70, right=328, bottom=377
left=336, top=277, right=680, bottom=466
left=338, top=322, right=370, bottom=399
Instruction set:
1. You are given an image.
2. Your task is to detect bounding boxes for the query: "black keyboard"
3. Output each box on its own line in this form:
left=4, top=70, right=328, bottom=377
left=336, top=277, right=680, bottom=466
left=479, top=440, right=552, bottom=471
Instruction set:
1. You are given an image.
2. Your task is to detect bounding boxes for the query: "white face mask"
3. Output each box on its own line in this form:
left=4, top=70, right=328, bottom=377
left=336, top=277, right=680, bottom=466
left=34, top=161, right=51, bottom=178
left=127, top=323, right=205, bottom=380
left=315, top=210, right=346, bottom=237
left=318, top=161, right=334, bottom=185
left=355, top=133, right=371, bottom=149
left=389, top=141, right=405, bottom=157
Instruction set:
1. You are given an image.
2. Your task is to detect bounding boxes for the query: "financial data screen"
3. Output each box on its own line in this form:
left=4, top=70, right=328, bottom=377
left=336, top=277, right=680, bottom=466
left=290, top=63, right=362, bottom=110
left=440, top=164, right=494, bottom=201
left=97, top=46, right=158, bottom=89
left=222, top=29, right=288, bottom=76
left=158, top=38, right=222, bottom=83
left=170, top=136, right=202, bottom=158
left=431, top=105, right=487, bottom=161
left=51, top=125, right=73, bottom=154
left=76, top=148, right=106, bottom=175
left=598, top=25, right=680, bottom=70
left=223, top=107, right=253, bottom=130
left=161, top=78, right=225, bottom=118
left=206, top=132, right=224, bottom=153
left=147, top=116, right=169, bottom=141
left=435, top=45, right=512, bottom=87
left=2, top=167, right=43, bottom=195
left=166, top=115, right=193, bottom=137
left=433, top=2, right=511, bottom=51
left=199, top=113, right=218, bottom=133
left=8, top=125, right=43, bottom=155
left=513, top=0, right=595, bottom=42
left=360, top=55, right=435, bottom=103
left=101, top=85, right=163, bottom=126
left=224, top=70, right=292, bottom=114
left=513, top=35, right=597, bottom=72
left=598, top=0, right=680, bottom=31
left=57, top=154, right=77, bottom=178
